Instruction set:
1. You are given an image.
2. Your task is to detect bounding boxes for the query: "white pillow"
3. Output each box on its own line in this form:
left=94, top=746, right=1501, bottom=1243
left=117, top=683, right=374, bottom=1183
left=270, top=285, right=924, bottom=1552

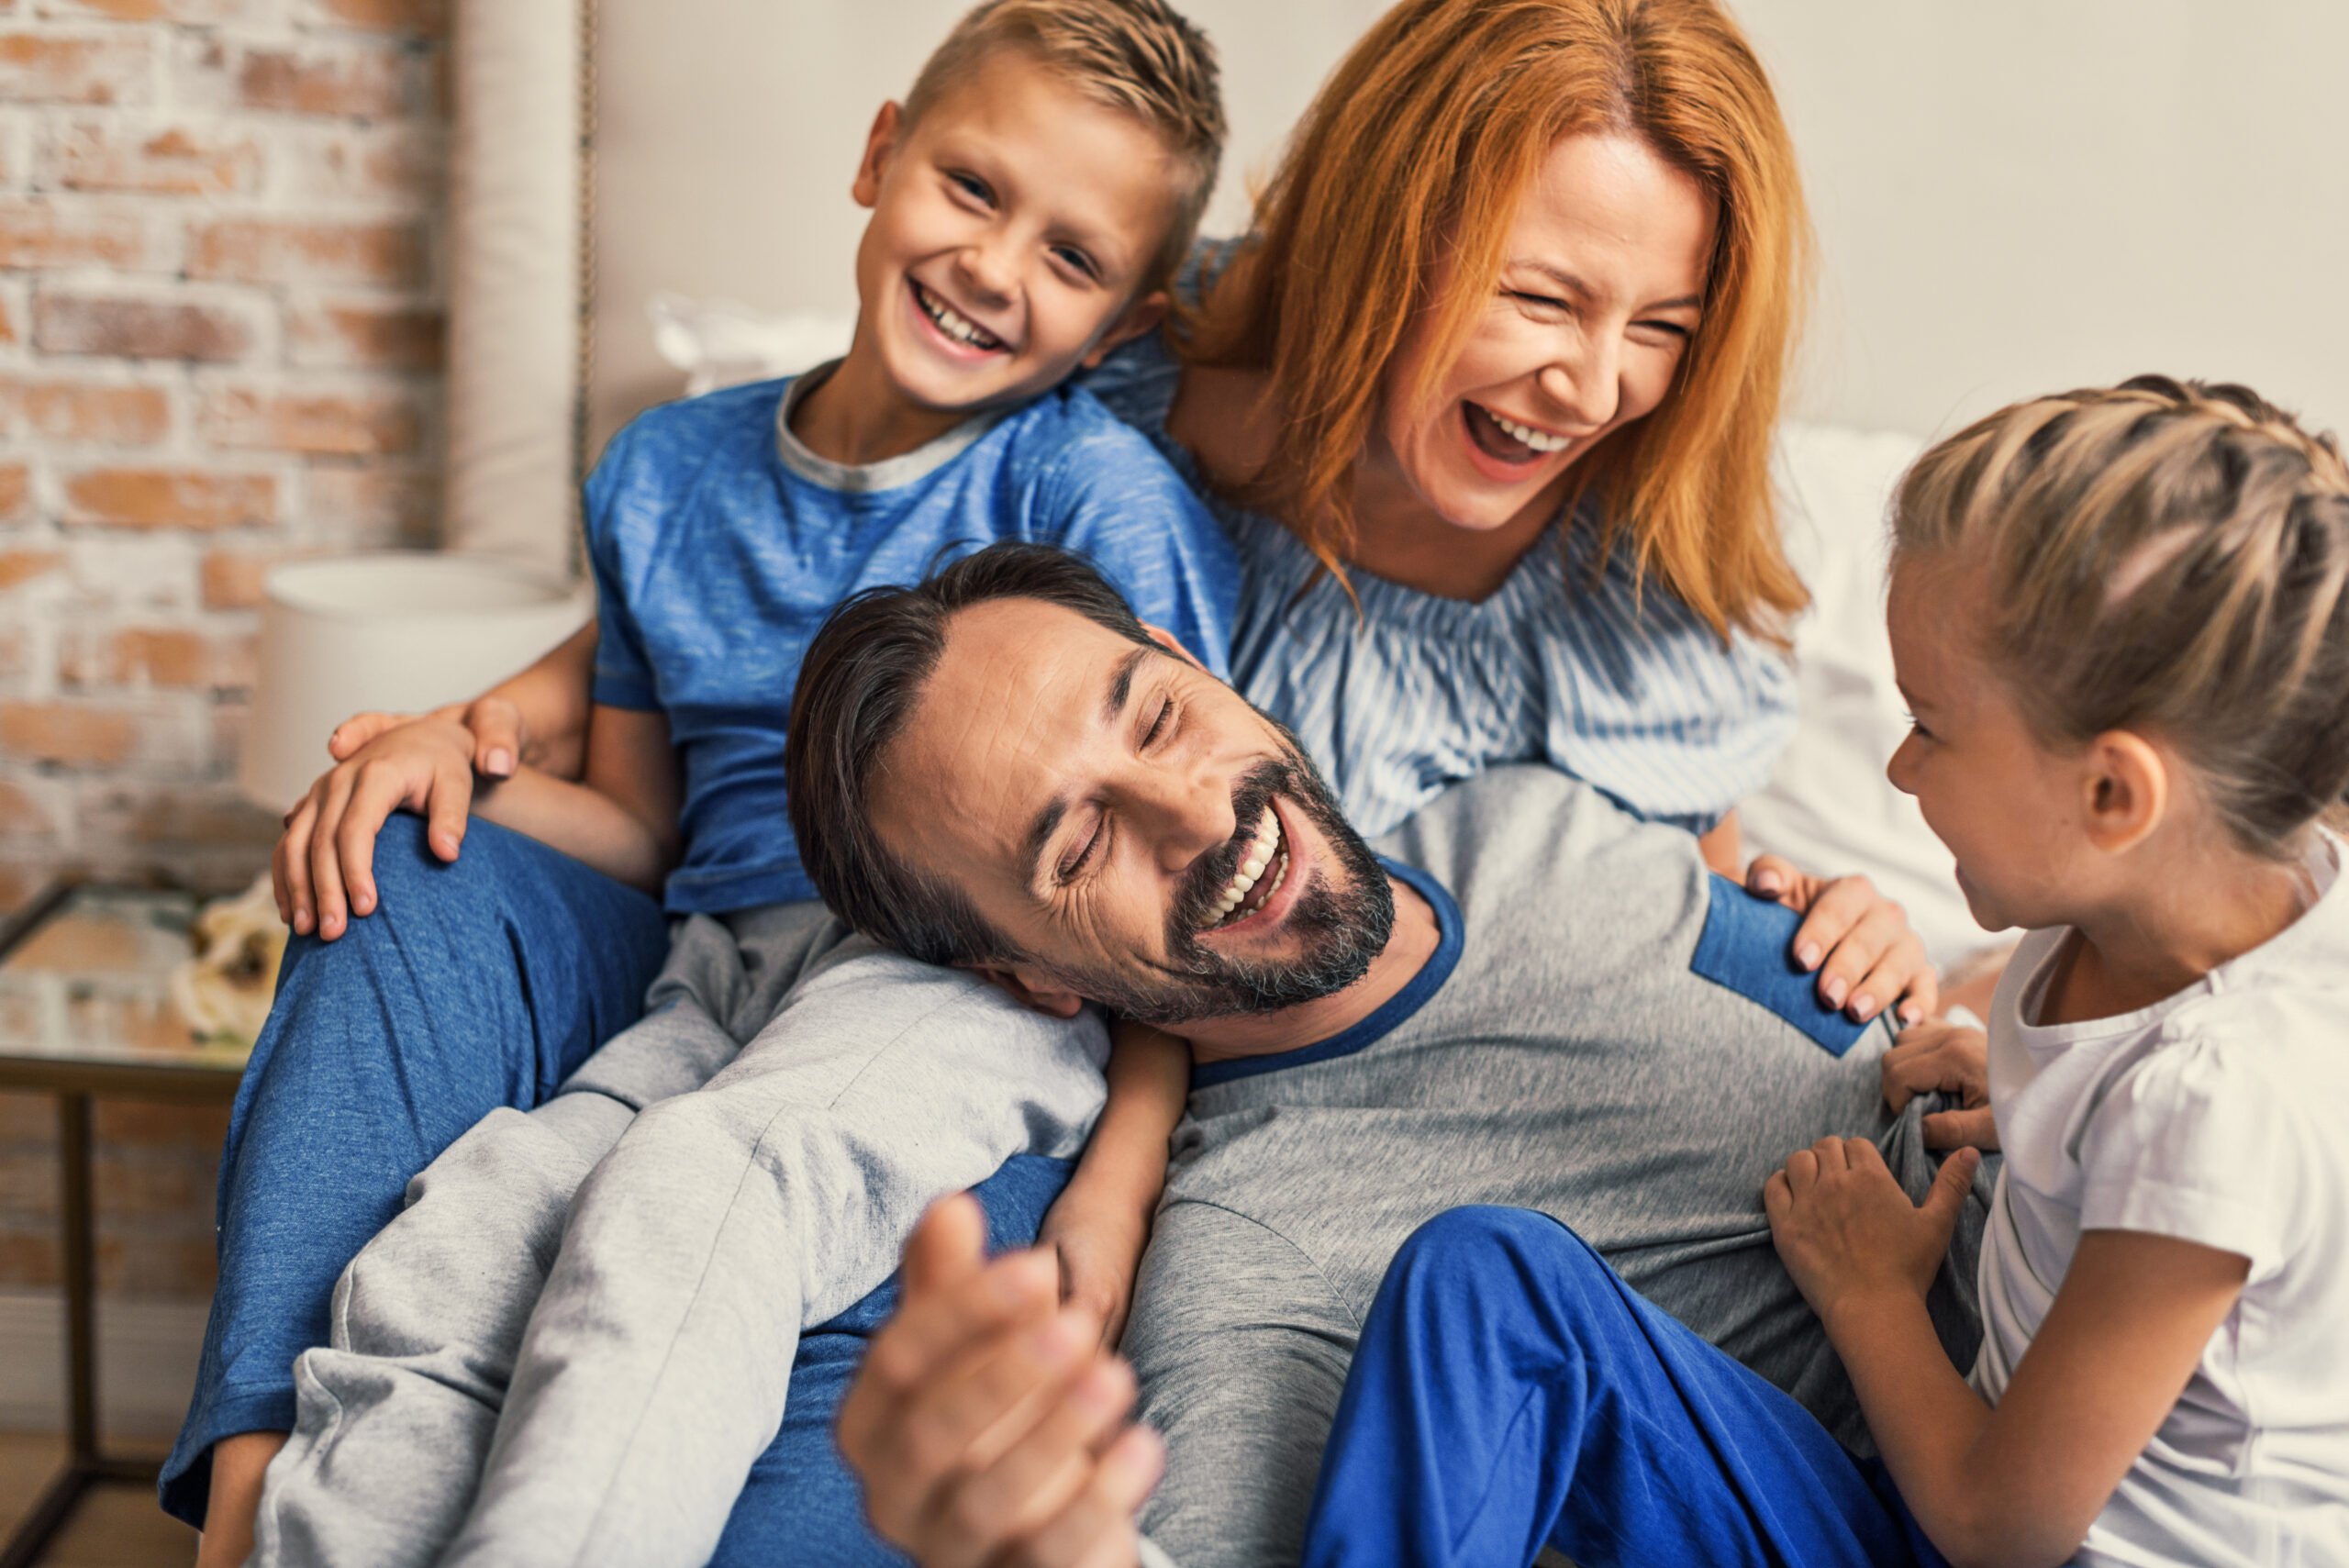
left=1740, top=424, right=1987, bottom=970
left=647, top=294, right=855, bottom=396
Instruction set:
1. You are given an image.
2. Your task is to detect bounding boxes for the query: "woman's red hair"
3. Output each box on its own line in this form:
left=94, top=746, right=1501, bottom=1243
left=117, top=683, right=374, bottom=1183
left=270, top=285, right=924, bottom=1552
left=1192, top=0, right=1810, bottom=639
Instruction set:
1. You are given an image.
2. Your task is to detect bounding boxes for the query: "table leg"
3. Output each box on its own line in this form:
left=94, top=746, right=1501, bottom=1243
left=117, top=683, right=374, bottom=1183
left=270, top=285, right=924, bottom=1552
left=60, top=1092, right=97, bottom=1466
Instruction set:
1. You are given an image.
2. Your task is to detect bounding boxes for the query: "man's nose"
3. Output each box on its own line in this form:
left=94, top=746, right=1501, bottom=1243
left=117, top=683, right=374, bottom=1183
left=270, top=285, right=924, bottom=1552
left=1121, top=760, right=1241, bottom=876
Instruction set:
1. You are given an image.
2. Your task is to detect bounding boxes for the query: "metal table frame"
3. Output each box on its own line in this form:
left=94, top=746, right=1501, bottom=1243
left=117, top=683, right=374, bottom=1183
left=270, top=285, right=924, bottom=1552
left=0, top=881, right=245, bottom=1568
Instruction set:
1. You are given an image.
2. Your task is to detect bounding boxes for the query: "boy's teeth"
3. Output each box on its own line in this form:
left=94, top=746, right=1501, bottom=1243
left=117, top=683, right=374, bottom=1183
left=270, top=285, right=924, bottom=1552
left=1486, top=407, right=1573, bottom=454
left=917, top=284, right=1002, bottom=349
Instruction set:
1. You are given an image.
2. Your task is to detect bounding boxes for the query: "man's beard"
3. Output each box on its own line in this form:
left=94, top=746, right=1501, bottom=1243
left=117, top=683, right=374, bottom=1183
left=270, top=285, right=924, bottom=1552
left=1050, top=729, right=1395, bottom=1027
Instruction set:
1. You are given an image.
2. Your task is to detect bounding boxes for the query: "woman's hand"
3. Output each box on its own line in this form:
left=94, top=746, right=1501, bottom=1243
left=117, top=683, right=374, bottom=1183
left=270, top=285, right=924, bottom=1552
left=1880, top=1019, right=1998, bottom=1151
left=1036, top=1185, right=1150, bottom=1351
left=273, top=714, right=479, bottom=940
left=1745, top=855, right=1938, bottom=1026
left=1764, top=1135, right=1980, bottom=1329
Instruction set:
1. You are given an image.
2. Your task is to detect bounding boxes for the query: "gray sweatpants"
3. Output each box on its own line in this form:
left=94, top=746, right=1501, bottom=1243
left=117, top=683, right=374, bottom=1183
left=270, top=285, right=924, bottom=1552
left=251, top=903, right=1110, bottom=1568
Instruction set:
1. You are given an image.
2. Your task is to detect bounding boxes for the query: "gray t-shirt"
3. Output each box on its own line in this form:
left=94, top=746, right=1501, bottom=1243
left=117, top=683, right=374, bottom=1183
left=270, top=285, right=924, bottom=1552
left=1129, top=765, right=1987, bottom=1566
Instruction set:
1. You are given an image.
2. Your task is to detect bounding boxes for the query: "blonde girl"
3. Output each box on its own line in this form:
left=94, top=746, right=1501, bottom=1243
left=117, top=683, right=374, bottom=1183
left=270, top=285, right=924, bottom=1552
left=1298, top=375, right=2349, bottom=1568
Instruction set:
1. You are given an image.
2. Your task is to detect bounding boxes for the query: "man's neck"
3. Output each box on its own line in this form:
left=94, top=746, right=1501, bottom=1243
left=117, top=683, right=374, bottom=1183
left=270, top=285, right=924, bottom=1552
left=1181, top=874, right=1442, bottom=1064
left=789, top=339, right=970, bottom=467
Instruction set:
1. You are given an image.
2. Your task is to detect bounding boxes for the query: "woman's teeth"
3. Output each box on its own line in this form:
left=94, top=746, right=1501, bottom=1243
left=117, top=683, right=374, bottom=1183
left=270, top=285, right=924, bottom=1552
left=1206, top=807, right=1287, bottom=930
left=1480, top=406, right=1573, bottom=454
left=915, top=283, right=1003, bottom=350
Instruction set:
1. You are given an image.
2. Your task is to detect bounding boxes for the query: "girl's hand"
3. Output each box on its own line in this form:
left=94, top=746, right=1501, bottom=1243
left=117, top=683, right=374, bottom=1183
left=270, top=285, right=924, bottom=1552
left=274, top=714, right=478, bottom=941
left=1764, top=1136, right=1980, bottom=1328
left=1745, top=855, right=1939, bottom=1026
left=1880, top=1020, right=1998, bottom=1151
left=1036, top=1188, right=1150, bottom=1350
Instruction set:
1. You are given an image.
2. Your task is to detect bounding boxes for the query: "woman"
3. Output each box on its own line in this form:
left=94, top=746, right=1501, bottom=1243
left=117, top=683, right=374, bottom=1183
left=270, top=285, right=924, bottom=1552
left=1087, top=0, right=1927, bottom=1020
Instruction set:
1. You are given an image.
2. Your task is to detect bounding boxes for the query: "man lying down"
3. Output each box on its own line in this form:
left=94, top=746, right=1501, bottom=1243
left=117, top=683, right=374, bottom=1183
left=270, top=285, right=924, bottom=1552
left=794, top=544, right=1991, bottom=1567
left=260, top=544, right=1987, bottom=1567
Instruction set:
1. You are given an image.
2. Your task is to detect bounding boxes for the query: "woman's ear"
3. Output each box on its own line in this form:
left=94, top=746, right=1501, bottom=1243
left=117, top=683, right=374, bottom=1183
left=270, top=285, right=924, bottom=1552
left=2081, top=730, right=2170, bottom=856
left=962, top=962, right=1088, bottom=1019
left=851, top=101, right=903, bottom=210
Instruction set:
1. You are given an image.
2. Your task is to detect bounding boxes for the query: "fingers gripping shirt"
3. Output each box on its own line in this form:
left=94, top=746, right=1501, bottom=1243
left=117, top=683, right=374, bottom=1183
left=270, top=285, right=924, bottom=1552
left=584, top=365, right=1241, bottom=915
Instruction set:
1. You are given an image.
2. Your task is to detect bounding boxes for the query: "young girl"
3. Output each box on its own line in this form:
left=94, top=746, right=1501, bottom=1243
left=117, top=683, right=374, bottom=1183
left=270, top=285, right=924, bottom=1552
left=1297, top=375, right=2349, bottom=1568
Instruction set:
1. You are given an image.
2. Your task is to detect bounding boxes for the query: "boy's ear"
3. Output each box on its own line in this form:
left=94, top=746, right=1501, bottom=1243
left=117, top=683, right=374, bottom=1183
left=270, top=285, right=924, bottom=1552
left=960, top=960, right=1088, bottom=1019
left=1080, top=289, right=1170, bottom=371
left=2081, top=730, right=2169, bottom=856
left=852, top=101, right=904, bottom=210
left=1141, top=621, right=1208, bottom=672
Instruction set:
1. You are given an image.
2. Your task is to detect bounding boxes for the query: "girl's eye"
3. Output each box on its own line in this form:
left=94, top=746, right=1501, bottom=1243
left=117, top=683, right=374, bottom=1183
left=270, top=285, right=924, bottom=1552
left=1904, top=715, right=1934, bottom=742
left=1052, top=245, right=1100, bottom=282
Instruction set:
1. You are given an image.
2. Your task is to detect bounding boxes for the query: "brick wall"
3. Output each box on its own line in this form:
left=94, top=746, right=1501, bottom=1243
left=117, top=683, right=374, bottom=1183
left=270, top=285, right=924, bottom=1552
left=1, top=0, right=451, bottom=1307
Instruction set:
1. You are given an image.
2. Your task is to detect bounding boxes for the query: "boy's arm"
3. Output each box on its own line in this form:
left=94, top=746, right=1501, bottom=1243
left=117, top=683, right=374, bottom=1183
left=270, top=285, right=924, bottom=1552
left=1767, top=1140, right=2247, bottom=1568
left=470, top=701, right=684, bottom=893
left=327, top=619, right=601, bottom=784
left=1037, top=1020, right=1189, bottom=1347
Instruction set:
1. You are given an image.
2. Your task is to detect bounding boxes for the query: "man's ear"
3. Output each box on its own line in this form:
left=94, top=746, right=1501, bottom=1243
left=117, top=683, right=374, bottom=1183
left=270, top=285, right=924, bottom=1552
left=2080, top=729, right=2169, bottom=856
left=961, top=961, right=1088, bottom=1019
left=1141, top=620, right=1208, bottom=672
left=1080, top=289, right=1169, bottom=371
left=851, top=101, right=902, bottom=210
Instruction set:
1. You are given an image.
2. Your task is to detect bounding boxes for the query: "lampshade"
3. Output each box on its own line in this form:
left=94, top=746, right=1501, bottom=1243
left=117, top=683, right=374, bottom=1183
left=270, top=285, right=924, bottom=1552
left=240, top=552, right=592, bottom=811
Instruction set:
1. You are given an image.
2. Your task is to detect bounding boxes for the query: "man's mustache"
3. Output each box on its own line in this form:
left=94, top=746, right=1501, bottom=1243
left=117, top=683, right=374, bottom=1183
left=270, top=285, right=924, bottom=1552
left=1168, top=758, right=1291, bottom=941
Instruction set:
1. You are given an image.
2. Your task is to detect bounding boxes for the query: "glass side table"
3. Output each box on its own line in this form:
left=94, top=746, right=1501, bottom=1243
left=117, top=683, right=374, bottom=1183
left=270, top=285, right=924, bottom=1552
left=0, top=882, right=251, bottom=1568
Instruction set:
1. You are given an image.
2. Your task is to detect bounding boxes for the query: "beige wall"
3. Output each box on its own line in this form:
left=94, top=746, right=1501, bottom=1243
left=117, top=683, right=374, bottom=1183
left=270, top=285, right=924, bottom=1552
left=593, top=0, right=2349, bottom=450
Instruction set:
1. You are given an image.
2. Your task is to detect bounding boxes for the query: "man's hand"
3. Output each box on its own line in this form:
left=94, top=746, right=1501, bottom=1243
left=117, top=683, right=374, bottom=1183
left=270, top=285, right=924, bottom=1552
left=1038, top=1190, right=1149, bottom=1350
left=1745, top=855, right=1939, bottom=1026
left=273, top=714, right=477, bottom=940
left=1764, top=1136, right=1980, bottom=1329
left=839, top=1195, right=1164, bottom=1568
left=1880, top=1019, right=1998, bottom=1151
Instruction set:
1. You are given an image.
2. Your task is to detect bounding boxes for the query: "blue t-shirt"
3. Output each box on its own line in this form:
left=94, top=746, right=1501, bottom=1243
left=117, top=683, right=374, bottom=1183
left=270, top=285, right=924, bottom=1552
left=585, top=364, right=1241, bottom=915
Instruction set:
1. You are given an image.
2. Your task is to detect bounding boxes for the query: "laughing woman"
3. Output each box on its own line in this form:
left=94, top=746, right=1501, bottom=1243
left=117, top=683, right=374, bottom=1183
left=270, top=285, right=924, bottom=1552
left=1088, top=0, right=1935, bottom=1023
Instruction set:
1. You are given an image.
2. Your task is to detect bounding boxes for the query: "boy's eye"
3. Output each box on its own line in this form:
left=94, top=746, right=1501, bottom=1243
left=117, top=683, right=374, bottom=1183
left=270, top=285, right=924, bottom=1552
left=1052, top=244, right=1101, bottom=283
left=1904, top=714, right=1935, bottom=742
left=947, top=171, right=994, bottom=206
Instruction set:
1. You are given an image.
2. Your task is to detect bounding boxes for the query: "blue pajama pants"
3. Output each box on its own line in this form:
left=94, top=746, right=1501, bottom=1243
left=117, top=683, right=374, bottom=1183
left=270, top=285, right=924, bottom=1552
left=1302, top=1207, right=1952, bottom=1568
left=164, top=812, right=1056, bottom=1563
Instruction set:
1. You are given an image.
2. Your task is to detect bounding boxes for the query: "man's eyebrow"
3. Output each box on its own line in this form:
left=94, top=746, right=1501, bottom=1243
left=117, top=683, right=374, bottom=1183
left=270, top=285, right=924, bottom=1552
left=1508, top=259, right=1702, bottom=314
left=1022, top=646, right=1152, bottom=893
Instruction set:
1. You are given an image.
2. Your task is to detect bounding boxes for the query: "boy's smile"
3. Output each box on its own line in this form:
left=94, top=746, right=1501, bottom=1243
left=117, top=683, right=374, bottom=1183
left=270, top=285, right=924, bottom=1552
left=797, top=48, right=1176, bottom=465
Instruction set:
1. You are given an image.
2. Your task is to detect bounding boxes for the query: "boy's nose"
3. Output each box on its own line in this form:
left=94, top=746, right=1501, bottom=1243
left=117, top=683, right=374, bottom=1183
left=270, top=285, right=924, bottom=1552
left=956, top=239, right=1017, bottom=305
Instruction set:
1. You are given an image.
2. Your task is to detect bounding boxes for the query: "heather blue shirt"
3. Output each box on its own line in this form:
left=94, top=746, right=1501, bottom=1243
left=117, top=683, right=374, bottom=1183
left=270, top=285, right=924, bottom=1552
left=586, top=364, right=1241, bottom=915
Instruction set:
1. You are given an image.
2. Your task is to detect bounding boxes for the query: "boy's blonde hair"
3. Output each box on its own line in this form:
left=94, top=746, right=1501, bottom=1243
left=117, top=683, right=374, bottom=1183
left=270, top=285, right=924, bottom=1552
left=1893, top=374, right=2349, bottom=855
left=902, top=0, right=1224, bottom=292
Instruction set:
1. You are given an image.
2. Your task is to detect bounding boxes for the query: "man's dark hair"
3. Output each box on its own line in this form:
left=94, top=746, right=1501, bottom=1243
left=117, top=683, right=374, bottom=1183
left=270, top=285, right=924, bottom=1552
left=785, top=543, right=1162, bottom=966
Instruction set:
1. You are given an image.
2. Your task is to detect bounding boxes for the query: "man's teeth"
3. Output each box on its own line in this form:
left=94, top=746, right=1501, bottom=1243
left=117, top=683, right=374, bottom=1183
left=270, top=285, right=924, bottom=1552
left=1486, top=407, right=1573, bottom=454
left=1205, top=808, right=1287, bottom=929
left=916, top=284, right=1002, bottom=350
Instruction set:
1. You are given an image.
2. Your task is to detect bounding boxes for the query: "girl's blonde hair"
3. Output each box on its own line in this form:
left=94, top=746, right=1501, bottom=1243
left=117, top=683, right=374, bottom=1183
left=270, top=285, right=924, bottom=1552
left=1188, top=0, right=1810, bottom=641
left=1893, top=374, right=2349, bottom=855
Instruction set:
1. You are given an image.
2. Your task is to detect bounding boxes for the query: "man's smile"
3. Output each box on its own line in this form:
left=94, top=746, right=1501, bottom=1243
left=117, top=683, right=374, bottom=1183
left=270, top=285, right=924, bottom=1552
left=1199, top=801, right=1297, bottom=935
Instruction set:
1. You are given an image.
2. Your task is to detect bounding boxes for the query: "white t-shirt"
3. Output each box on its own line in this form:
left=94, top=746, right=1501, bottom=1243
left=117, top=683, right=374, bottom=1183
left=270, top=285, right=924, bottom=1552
left=1974, top=830, right=2349, bottom=1566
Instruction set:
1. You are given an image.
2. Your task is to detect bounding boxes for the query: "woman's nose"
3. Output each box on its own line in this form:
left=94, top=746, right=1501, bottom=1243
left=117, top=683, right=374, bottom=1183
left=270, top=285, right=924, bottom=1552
left=1541, top=338, right=1621, bottom=430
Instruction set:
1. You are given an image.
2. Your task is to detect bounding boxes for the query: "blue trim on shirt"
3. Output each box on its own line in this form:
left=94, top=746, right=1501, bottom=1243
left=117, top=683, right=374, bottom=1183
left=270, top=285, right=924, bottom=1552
left=1689, top=873, right=1871, bottom=1057
left=1190, top=858, right=1463, bottom=1088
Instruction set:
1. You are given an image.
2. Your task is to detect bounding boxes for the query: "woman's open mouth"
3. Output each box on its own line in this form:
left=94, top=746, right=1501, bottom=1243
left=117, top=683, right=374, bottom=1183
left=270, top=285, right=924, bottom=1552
left=1463, top=402, right=1574, bottom=466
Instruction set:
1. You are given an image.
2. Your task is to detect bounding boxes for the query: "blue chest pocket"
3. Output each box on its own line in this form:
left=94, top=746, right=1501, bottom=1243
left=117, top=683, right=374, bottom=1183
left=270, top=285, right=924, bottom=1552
left=1690, top=873, right=1872, bottom=1057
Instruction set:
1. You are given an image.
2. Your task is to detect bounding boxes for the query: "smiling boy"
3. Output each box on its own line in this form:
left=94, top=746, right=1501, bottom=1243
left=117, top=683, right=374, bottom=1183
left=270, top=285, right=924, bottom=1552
left=203, top=6, right=1241, bottom=1567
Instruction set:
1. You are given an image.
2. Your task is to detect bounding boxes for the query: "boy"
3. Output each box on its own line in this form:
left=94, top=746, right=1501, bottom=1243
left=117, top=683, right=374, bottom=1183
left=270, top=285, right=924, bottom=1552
left=205, top=5, right=1233, bottom=1565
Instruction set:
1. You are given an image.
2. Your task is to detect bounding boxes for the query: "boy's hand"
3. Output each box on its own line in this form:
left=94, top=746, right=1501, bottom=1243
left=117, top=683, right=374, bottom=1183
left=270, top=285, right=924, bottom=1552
left=1765, top=1136, right=1980, bottom=1329
left=273, top=714, right=477, bottom=941
left=1880, top=1020, right=1998, bottom=1151
left=330, top=694, right=540, bottom=782
left=1038, top=1189, right=1150, bottom=1350
left=1745, top=855, right=1939, bottom=1026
